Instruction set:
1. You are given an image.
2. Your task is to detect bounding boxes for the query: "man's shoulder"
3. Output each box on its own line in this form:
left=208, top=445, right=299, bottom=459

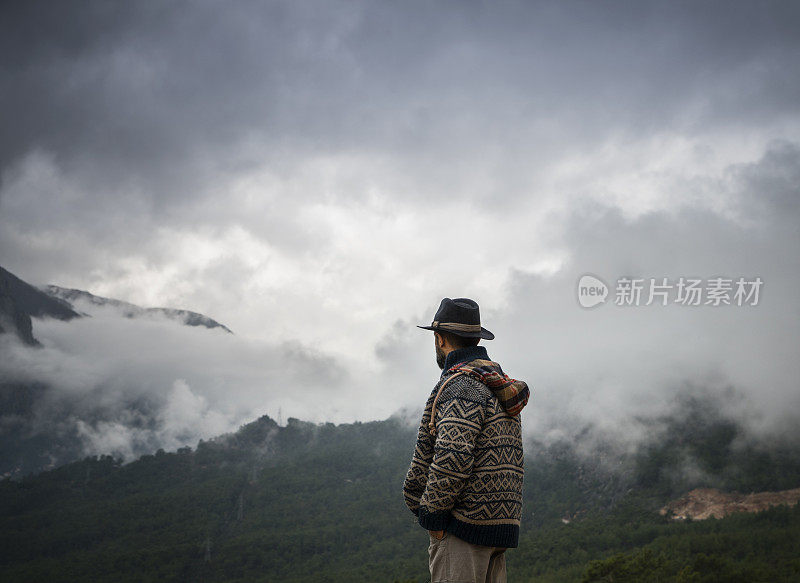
left=439, top=371, right=492, bottom=403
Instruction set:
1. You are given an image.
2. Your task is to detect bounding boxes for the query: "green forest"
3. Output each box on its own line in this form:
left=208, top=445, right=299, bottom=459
left=2, top=398, right=800, bottom=582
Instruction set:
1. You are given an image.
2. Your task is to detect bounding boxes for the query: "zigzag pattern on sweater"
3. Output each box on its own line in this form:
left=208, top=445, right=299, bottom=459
left=403, top=368, right=526, bottom=547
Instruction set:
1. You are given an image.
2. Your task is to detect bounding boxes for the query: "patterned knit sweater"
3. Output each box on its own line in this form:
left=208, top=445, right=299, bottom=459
left=403, top=345, right=530, bottom=548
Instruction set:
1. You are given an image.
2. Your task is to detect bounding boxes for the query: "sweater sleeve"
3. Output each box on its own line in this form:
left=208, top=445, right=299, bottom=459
left=403, top=415, right=435, bottom=516
left=417, top=386, right=485, bottom=531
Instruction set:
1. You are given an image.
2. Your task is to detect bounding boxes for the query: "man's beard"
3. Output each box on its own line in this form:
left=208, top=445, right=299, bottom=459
left=435, top=345, right=446, bottom=370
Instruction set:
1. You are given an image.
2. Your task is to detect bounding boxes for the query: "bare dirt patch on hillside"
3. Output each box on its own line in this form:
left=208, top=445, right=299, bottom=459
left=661, top=487, right=800, bottom=520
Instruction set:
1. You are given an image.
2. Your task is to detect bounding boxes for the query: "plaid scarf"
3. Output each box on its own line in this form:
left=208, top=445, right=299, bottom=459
left=446, top=358, right=530, bottom=416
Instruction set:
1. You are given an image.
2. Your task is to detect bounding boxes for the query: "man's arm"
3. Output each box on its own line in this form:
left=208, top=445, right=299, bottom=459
left=403, top=407, right=437, bottom=515
left=417, top=386, right=485, bottom=531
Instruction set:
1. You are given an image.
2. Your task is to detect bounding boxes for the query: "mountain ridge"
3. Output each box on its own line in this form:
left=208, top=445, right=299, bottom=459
left=0, top=265, right=232, bottom=336
left=42, top=284, right=233, bottom=333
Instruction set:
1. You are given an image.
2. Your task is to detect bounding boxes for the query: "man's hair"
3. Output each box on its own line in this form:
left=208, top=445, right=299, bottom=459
left=438, top=330, right=480, bottom=349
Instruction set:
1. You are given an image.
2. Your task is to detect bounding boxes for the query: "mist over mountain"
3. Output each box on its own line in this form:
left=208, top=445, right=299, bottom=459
left=42, top=284, right=233, bottom=333
left=2, top=401, right=799, bottom=582
left=3, top=258, right=799, bottom=486
left=0, top=266, right=239, bottom=477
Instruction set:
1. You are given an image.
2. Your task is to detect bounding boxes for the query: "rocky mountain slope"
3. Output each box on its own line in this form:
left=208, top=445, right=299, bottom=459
left=0, top=276, right=38, bottom=346
left=0, top=267, right=80, bottom=323
left=0, top=266, right=80, bottom=345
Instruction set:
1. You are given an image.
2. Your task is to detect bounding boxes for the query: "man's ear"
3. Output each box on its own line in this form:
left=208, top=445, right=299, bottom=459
left=434, top=332, right=444, bottom=348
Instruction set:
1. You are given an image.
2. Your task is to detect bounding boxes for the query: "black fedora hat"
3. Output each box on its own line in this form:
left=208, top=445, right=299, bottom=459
left=417, top=297, right=495, bottom=340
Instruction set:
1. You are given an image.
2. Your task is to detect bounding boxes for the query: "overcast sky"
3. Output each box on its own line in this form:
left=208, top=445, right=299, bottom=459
left=1, top=1, right=799, bottom=455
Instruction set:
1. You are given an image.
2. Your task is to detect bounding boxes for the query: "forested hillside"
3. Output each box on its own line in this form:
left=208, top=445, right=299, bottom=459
left=2, top=403, right=799, bottom=582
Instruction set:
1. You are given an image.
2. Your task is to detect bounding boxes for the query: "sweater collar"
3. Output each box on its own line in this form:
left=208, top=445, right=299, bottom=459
left=442, top=344, right=490, bottom=373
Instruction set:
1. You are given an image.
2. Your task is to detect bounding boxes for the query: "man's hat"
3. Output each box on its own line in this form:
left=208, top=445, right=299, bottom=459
left=417, top=297, right=495, bottom=340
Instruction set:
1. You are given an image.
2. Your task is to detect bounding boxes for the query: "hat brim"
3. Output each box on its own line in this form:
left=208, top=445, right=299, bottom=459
left=416, top=325, right=495, bottom=340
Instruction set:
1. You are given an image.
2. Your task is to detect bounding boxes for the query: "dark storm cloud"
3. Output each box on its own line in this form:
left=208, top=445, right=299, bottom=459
left=2, top=1, right=799, bottom=207
left=0, top=0, right=796, bottom=291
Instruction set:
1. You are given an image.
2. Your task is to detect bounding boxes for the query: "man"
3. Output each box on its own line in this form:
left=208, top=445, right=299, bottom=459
left=403, top=297, right=530, bottom=583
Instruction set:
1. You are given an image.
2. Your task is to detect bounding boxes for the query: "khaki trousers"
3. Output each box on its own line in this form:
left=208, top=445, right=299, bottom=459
left=428, top=531, right=507, bottom=583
